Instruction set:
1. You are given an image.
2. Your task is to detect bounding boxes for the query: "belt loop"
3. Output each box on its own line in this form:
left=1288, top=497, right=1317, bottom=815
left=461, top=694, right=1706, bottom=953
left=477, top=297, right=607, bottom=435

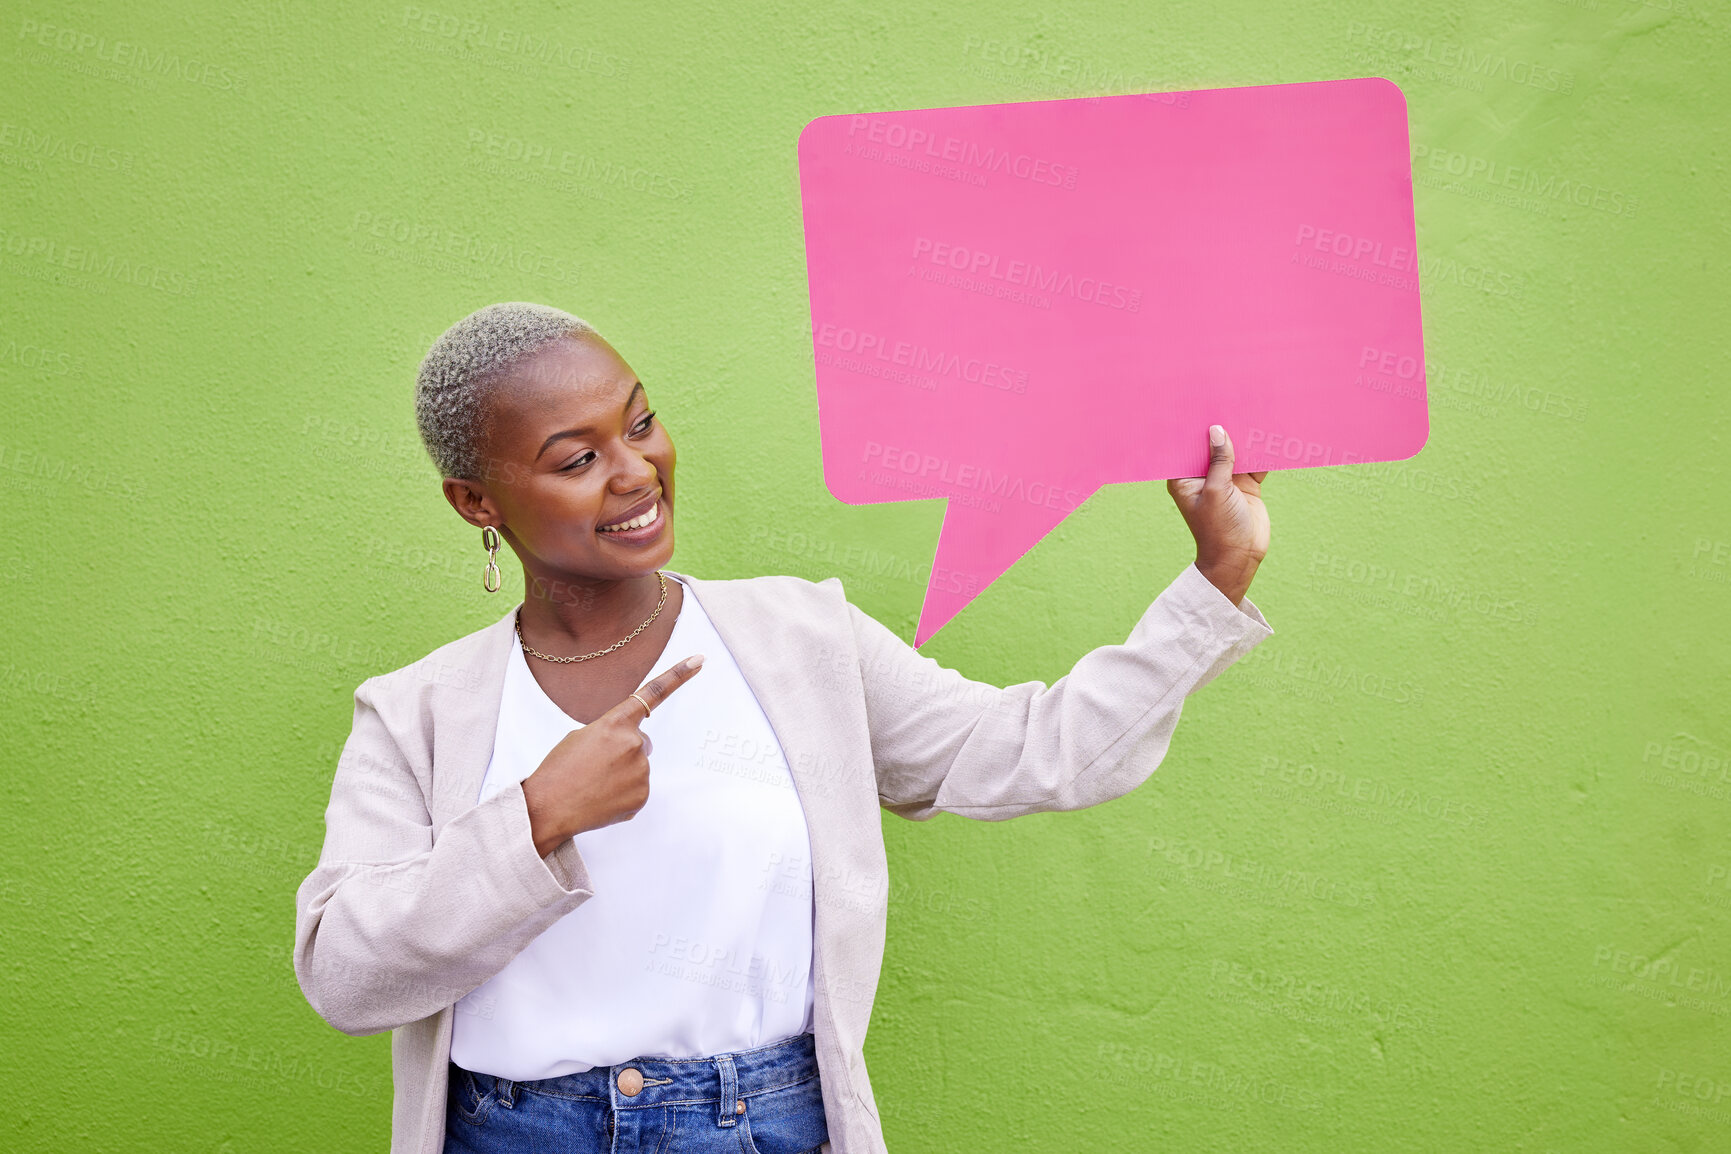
left=716, top=1054, right=739, bottom=1127
left=497, top=1077, right=516, bottom=1109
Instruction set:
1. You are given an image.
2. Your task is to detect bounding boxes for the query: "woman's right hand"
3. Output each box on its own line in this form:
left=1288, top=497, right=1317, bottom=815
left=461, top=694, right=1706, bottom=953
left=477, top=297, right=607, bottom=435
left=521, top=654, right=705, bottom=857
left=1166, top=424, right=1270, bottom=607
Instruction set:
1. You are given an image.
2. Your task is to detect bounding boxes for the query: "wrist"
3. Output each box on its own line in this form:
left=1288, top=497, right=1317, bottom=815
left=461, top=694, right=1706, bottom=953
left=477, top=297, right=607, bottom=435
left=521, top=775, right=573, bottom=857
left=1194, top=552, right=1260, bottom=606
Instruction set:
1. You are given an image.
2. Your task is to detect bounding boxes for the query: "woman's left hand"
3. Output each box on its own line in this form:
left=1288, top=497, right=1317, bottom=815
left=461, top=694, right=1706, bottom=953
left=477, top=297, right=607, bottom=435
left=1166, top=424, right=1270, bottom=606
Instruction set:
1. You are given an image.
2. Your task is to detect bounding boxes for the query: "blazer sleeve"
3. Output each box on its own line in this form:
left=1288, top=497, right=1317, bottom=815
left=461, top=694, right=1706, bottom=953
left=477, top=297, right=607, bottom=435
left=847, top=562, right=1273, bottom=822
left=293, top=676, right=597, bottom=1037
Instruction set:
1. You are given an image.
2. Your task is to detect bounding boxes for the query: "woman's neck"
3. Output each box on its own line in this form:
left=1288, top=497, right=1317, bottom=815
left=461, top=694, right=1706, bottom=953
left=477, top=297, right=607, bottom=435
left=517, top=568, right=673, bottom=651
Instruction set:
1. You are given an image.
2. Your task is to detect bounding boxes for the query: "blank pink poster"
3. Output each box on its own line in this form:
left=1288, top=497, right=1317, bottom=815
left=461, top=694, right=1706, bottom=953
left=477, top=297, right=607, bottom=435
left=796, top=77, right=1428, bottom=644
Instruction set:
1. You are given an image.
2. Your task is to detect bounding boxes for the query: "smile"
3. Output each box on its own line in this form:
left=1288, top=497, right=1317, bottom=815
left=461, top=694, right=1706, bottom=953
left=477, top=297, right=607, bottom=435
left=598, top=501, right=660, bottom=533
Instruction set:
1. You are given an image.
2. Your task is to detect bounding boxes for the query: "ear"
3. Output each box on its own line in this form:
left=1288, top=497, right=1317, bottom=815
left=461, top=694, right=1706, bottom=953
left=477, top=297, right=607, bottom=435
left=442, top=476, right=496, bottom=529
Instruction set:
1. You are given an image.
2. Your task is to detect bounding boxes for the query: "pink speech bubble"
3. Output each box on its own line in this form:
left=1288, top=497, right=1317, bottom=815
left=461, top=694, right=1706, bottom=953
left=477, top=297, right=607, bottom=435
left=797, top=77, right=1427, bottom=645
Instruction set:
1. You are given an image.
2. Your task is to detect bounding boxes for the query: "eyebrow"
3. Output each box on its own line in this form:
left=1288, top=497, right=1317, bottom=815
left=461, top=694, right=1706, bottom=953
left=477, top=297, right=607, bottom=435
left=535, top=381, right=647, bottom=462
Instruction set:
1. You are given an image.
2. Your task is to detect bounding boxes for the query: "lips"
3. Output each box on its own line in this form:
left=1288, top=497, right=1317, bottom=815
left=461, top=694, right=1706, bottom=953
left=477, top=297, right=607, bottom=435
left=598, top=493, right=661, bottom=532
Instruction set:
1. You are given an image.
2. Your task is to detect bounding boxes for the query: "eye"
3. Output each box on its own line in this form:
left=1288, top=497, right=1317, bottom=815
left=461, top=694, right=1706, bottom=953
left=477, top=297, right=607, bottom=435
left=632, top=410, right=657, bottom=436
left=561, top=453, right=595, bottom=472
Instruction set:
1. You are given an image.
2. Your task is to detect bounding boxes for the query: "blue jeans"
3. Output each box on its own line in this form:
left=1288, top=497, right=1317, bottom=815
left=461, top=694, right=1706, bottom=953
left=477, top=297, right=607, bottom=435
left=444, top=1031, right=829, bottom=1153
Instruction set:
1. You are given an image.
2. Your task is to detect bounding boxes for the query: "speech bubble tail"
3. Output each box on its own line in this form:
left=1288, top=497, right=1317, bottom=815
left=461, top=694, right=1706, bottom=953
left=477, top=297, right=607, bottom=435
left=914, top=494, right=1088, bottom=647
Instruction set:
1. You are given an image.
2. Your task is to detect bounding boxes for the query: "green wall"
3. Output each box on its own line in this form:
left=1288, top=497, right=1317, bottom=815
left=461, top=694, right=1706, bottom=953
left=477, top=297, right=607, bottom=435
left=3, top=2, right=1727, bottom=1150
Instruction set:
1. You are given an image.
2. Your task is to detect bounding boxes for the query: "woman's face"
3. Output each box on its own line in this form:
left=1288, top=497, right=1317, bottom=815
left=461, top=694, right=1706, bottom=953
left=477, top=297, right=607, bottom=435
left=451, top=333, right=676, bottom=588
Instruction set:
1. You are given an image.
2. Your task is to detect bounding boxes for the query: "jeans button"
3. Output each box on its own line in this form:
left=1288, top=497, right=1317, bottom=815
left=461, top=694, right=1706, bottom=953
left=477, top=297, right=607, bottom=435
left=618, top=1068, right=644, bottom=1096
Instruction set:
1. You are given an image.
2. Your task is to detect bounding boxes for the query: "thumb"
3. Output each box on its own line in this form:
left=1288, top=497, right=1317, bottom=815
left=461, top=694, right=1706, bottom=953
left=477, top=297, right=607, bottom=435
left=1205, top=424, right=1234, bottom=491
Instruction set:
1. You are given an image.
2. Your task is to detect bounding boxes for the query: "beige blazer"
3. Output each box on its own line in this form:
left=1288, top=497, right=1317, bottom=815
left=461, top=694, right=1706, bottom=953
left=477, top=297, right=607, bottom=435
left=293, top=563, right=1272, bottom=1153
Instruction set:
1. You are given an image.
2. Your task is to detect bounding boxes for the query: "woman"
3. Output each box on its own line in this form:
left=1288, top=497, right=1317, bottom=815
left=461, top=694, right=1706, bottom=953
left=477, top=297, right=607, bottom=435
left=294, top=302, right=1273, bottom=1154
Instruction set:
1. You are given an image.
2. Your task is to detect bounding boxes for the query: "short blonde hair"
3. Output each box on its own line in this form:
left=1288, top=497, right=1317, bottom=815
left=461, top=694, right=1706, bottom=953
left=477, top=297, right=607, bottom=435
left=414, top=301, right=598, bottom=480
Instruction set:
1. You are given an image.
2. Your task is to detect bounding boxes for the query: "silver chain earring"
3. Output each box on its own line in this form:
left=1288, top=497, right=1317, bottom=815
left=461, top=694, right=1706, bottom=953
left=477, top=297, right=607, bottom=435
left=481, top=525, right=502, bottom=593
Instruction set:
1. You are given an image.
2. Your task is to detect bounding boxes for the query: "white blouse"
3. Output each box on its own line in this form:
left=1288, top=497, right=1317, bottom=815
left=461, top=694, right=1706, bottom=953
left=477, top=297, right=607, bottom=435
left=449, top=575, right=817, bottom=1081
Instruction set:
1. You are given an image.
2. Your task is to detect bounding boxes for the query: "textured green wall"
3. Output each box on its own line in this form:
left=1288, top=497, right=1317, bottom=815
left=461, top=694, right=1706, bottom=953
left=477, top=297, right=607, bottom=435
left=3, top=1, right=1727, bottom=1150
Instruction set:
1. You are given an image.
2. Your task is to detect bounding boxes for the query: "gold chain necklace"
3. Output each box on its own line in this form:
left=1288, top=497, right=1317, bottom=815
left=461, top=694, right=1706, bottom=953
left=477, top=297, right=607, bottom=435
left=515, top=570, right=669, bottom=663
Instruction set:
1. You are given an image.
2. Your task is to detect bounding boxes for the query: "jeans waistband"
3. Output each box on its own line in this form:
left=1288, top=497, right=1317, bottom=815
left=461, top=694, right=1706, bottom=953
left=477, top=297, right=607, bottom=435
left=452, top=1031, right=819, bottom=1120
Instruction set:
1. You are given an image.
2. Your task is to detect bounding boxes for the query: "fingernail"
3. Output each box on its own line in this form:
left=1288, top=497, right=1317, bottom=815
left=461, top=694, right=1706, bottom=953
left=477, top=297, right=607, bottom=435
left=685, top=654, right=705, bottom=669
left=1209, top=424, right=1225, bottom=446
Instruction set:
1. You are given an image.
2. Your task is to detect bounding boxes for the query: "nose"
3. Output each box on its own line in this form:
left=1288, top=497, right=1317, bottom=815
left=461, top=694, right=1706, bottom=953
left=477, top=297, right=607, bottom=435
left=612, top=445, right=659, bottom=492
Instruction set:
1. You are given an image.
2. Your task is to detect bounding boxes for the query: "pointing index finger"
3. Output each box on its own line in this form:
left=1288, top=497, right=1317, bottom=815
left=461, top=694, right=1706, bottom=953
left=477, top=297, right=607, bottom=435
left=623, top=654, right=705, bottom=722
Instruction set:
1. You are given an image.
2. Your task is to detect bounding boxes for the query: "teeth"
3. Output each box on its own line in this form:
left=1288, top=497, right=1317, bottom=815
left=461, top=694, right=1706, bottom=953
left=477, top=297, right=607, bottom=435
left=600, top=501, right=659, bottom=532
